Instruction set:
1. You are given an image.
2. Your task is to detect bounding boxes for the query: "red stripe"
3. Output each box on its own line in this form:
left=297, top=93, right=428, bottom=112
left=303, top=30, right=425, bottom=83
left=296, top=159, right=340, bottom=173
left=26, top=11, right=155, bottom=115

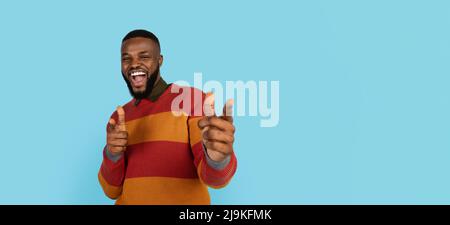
left=191, top=141, right=205, bottom=167
left=201, top=153, right=237, bottom=187
left=124, top=141, right=199, bottom=179
left=100, top=149, right=125, bottom=186
left=109, top=84, right=207, bottom=123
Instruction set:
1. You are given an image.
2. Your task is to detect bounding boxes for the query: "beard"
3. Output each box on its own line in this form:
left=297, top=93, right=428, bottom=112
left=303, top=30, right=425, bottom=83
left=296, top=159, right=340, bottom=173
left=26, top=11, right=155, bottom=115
left=122, top=67, right=159, bottom=100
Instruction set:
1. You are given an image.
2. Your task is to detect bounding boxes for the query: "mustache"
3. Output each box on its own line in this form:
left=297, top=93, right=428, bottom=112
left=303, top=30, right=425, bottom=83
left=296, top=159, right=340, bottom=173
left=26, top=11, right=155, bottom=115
left=122, top=66, right=159, bottom=100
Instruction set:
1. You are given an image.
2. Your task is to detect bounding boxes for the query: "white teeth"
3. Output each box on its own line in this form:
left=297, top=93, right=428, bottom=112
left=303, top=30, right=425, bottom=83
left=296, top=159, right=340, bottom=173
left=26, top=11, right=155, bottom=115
left=130, top=71, right=146, bottom=76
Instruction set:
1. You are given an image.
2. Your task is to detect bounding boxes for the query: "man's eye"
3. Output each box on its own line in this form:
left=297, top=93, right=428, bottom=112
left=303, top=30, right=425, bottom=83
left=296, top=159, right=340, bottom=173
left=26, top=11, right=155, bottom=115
left=122, top=58, right=130, bottom=62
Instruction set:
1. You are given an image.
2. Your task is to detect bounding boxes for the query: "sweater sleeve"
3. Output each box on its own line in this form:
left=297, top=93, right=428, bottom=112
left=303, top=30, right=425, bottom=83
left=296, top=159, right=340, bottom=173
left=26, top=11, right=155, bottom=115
left=98, top=112, right=126, bottom=199
left=188, top=90, right=237, bottom=189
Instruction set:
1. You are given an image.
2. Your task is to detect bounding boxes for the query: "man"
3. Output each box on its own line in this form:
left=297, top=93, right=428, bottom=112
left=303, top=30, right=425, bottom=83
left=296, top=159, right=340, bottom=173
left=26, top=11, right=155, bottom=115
left=98, top=29, right=238, bottom=204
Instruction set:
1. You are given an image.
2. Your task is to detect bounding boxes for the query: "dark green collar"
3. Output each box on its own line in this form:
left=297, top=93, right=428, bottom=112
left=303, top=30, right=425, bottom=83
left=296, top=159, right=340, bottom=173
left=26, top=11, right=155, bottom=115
left=134, top=76, right=169, bottom=106
left=148, top=76, right=168, bottom=102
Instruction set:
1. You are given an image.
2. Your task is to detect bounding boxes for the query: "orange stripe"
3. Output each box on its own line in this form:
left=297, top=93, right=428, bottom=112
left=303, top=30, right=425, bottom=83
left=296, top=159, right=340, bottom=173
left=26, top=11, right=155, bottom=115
left=98, top=172, right=122, bottom=200
left=125, top=111, right=189, bottom=145
left=188, top=116, right=204, bottom=145
left=115, top=177, right=210, bottom=205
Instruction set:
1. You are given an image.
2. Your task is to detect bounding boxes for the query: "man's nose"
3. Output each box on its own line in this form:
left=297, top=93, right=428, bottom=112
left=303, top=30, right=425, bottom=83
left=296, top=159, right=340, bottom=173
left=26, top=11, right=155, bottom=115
left=130, top=58, right=142, bottom=68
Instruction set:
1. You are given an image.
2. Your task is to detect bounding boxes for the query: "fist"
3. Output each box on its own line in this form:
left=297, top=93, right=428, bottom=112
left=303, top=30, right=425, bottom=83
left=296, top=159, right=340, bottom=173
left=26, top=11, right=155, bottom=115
left=106, top=106, right=128, bottom=156
left=198, top=94, right=235, bottom=162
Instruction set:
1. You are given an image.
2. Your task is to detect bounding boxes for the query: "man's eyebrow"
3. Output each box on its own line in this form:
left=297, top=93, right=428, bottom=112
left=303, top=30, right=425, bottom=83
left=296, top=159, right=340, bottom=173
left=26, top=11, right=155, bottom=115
left=121, top=53, right=130, bottom=57
left=138, top=51, right=151, bottom=55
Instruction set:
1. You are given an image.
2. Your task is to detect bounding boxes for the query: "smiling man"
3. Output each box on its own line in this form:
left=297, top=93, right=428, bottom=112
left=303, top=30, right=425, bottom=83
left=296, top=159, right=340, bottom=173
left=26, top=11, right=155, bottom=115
left=98, top=29, right=238, bottom=205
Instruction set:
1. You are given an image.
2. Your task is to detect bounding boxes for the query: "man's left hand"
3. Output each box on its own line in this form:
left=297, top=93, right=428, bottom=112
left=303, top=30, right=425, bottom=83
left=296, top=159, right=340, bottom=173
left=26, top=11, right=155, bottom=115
left=198, top=95, right=235, bottom=162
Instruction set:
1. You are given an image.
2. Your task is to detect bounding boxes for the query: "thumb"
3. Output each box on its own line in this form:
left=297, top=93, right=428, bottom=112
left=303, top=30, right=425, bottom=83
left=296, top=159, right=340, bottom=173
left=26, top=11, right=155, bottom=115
left=221, top=99, right=234, bottom=123
left=117, top=106, right=126, bottom=131
left=203, top=92, right=215, bottom=117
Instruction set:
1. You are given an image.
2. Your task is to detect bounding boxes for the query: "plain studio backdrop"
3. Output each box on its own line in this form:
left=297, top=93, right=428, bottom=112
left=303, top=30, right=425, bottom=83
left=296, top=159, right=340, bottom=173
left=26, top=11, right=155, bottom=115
left=1, top=0, right=450, bottom=204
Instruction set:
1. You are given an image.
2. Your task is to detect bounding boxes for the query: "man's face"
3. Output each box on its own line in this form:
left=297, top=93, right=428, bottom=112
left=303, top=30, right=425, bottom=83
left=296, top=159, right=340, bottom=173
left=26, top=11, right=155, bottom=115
left=121, top=37, right=162, bottom=98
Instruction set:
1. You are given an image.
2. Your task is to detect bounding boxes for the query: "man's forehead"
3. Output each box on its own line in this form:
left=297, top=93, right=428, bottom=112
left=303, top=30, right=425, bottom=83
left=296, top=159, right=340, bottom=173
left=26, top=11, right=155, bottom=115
left=121, top=37, right=157, bottom=53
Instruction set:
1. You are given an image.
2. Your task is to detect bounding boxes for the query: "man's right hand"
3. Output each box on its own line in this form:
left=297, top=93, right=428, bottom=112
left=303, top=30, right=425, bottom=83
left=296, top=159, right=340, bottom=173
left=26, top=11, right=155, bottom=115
left=106, top=106, right=128, bottom=156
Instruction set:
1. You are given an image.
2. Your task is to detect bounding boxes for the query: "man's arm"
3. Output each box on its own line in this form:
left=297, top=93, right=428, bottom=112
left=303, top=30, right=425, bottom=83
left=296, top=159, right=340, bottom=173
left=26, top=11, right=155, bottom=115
left=188, top=92, right=237, bottom=189
left=98, top=107, right=127, bottom=199
left=98, top=146, right=125, bottom=199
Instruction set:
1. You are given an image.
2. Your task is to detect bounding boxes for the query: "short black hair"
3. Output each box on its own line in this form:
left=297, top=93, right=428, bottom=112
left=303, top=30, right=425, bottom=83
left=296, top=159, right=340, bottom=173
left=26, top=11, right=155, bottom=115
left=122, top=29, right=160, bottom=51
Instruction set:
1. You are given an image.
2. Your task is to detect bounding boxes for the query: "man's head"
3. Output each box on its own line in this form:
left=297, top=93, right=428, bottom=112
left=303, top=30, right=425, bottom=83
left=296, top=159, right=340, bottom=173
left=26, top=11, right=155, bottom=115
left=121, top=29, right=163, bottom=99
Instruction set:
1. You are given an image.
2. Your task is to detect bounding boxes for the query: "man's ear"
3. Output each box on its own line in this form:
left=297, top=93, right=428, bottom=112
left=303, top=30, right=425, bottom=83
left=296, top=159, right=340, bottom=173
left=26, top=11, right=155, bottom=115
left=159, top=55, right=164, bottom=67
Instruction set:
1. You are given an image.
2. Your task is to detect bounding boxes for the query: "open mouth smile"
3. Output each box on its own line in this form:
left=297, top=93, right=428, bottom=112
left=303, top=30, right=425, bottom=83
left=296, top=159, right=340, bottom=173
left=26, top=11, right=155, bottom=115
left=128, top=69, right=148, bottom=88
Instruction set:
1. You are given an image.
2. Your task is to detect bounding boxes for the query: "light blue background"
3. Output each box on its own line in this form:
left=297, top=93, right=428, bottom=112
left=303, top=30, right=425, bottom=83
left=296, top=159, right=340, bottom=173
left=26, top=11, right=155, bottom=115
left=1, top=0, right=450, bottom=204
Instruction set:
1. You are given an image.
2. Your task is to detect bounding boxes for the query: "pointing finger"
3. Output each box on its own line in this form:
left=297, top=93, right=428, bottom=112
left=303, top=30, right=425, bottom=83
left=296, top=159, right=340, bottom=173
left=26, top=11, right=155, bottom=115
left=108, top=118, right=116, bottom=132
left=203, top=92, right=215, bottom=117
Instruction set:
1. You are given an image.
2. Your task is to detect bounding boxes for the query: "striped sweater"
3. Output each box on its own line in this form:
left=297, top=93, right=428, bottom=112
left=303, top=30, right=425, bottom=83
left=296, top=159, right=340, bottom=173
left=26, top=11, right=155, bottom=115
left=98, top=83, right=237, bottom=205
